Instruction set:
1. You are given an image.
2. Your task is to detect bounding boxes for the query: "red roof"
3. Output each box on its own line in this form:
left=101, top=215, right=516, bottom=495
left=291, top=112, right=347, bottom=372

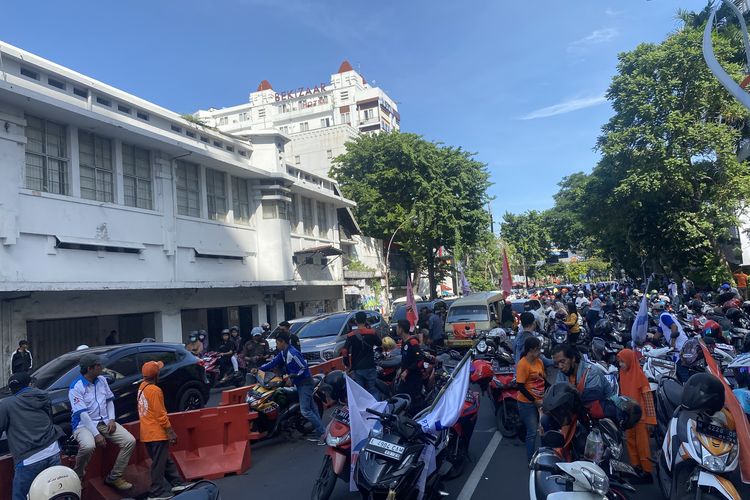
left=256, top=80, right=273, bottom=91
left=337, top=60, right=353, bottom=73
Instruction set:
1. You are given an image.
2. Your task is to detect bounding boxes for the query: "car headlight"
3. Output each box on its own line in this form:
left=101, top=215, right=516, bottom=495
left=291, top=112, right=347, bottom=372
left=476, top=340, right=488, bottom=353
left=580, top=466, right=609, bottom=496
left=322, top=350, right=334, bottom=360
left=326, top=431, right=351, bottom=447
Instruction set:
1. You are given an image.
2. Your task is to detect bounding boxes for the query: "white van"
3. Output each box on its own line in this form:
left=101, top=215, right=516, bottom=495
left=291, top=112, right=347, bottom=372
left=444, top=291, right=505, bottom=346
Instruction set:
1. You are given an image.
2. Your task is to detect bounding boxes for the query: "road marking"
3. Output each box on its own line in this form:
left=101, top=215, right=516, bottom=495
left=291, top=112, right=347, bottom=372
left=456, top=430, right=502, bottom=500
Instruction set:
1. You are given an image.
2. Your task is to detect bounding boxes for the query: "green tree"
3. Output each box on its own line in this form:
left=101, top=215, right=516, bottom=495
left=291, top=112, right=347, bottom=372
left=499, top=210, right=551, bottom=284
left=331, top=132, right=492, bottom=299
left=460, top=230, right=501, bottom=292
left=572, top=10, right=750, bottom=286
left=544, top=172, right=593, bottom=254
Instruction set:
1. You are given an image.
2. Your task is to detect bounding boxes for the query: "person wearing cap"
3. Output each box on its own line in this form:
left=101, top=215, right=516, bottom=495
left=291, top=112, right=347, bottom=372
left=69, top=354, right=135, bottom=490
left=138, top=361, right=191, bottom=499
left=254, top=332, right=325, bottom=438
left=185, top=332, right=203, bottom=357
left=277, top=321, right=301, bottom=350
left=0, top=372, right=65, bottom=500
left=9, top=340, right=33, bottom=375
left=342, top=311, right=382, bottom=398
left=242, top=327, right=271, bottom=370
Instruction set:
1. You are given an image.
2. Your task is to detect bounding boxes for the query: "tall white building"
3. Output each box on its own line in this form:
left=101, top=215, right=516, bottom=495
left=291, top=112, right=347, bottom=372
left=0, top=42, right=354, bottom=382
left=196, top=61, right=400, bottom=179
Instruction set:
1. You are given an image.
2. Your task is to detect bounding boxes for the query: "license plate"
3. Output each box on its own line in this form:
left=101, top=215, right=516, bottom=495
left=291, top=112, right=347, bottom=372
left=365, top=438, right=405, bottom=460
left=610, top=459, right=637, bottom=476
left=494, top=365, right=515, bottom=375
left=334, top=407, right=350, bottom=424
left=696, top=420, right=737, bottom=444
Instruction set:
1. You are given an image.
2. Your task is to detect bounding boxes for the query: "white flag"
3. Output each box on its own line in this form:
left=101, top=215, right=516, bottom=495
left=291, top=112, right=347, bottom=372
left=346, top=374, right=387, bottom=492
left=631, top=282, right=650, bottom=347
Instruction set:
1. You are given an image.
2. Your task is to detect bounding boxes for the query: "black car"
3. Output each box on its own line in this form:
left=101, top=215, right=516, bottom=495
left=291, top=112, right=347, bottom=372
left=2, top=343, right=209, bottom=440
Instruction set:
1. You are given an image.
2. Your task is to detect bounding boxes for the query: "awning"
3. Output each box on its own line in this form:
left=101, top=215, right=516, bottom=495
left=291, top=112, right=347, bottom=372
left=294, top=244, right=343, bottom=257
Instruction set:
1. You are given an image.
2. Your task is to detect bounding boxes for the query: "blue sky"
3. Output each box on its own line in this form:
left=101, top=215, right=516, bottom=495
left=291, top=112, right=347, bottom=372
left=2, top=0, right=711, bottom=218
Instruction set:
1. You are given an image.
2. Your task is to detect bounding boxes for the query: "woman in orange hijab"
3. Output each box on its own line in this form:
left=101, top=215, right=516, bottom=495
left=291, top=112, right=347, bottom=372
left=617, top=348, right=656, bottom=483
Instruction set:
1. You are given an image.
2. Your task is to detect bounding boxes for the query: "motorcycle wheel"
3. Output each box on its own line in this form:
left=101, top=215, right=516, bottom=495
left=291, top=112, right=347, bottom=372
left=311, top=455, right=337, bottom=500
left=444, top=438, right=468, bottom=480
left=495, top=401, right=520, bottom=439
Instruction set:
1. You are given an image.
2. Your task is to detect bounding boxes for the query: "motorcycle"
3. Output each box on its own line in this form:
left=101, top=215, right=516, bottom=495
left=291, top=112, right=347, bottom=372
left=200, top=351, right=245, bottom=388
left=245, top=369, right=327, bottom=439
left=374, top=348, right=403, bottom=399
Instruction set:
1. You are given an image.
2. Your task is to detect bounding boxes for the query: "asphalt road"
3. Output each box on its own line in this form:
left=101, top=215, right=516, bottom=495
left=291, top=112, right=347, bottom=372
left=207, top=387, right=670, bottom=500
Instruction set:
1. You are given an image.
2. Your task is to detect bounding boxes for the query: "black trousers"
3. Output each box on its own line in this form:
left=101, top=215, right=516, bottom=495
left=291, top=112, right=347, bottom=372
left=145, top=440, right=182, bottom=496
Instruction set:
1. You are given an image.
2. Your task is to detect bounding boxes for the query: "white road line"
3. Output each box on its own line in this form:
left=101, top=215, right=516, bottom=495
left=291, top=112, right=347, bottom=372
left=456, top=430, right=503, bottom=500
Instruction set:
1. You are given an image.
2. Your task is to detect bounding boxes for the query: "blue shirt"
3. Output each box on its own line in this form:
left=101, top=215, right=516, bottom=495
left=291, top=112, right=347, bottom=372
left=428, top=314, right=444, bottom=341
left=259, top=346, right=311, bottom=385
left=733, top=388, right=750, bottom=415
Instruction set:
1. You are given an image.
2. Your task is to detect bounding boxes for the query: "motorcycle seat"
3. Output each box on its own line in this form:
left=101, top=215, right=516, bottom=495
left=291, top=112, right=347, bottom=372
left=660, top=377, right=683, bottom=411
left=533, top=451, right=567, bottom=498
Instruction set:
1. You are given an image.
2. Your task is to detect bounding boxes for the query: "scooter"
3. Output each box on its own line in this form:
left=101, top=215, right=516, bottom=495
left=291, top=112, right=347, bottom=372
left=200, top=351, right=245, bottom=388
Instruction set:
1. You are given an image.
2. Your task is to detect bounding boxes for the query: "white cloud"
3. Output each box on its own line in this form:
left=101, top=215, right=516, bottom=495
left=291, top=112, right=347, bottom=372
left=568, top=28, right=619, bottom=52
left=520, top=95, right=607, bottom=120
left=605, top=8, right=623, bottom=18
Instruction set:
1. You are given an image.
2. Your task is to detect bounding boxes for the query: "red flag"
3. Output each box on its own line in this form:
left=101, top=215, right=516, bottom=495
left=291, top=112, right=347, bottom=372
left=405, top=274, right=418, bottom=332
left=700, top=342, right=750, bottom=483
left=501, top=249, right=512, bottom=298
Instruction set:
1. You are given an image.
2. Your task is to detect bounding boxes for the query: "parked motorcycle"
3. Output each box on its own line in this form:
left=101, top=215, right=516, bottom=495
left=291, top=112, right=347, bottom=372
left=201, top=351, right=244, bottom=388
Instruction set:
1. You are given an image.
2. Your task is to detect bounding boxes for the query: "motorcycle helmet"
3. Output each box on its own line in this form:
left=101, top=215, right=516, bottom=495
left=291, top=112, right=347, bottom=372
left=651, top=301, right=666, bottom=312
left=28, top=465, right=81, bottom=500
left=323, top=370, right=346, bottom=403
left=488, top=328, right=507, bottom=344
left=701, top=320, right=723, bottom=341
left=616, top=396, right=642, bottom=430
left=725, top=308, right=742, bottom=322
left=542, top=382, right=583, bottom=427
left=593, top=319, right=613, bottom=338
left=680, top=337, right=703, bottom=366
left=682, top=373, right=725, bottom=413
left=689, top=299, right=704, bottom=313
left=743, top=301, right=750, bottom=315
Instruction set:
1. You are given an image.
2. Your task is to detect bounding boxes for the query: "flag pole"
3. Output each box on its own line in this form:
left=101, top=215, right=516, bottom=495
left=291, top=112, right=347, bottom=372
left=414, top=343, right=475, bottom=420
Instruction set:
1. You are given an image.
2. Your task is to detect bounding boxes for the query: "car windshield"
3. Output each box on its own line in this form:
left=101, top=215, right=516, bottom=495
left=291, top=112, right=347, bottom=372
left=297, top=315, right=348, bottom=338
left=289, top=322, right=307, bottom=335
left=31, top=354, right=87, bottom=390
left=392, top=302, right=431, bottom=322
left=447, top=305, right=489, bottom=322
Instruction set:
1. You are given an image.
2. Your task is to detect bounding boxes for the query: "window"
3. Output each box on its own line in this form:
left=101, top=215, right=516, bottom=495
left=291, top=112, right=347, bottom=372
left=73, top=87, right=88, bottom=98
left=200, top=135, right=209, bottom=143
left=317, top=201, right=328, bottom=237
left=262, top=200, right=286, bottom=219
left=20, top=67, right=39, bottom=80
left=320, top=118, right=331, bottom=128
left=136, top=111, right=149, bottom=121
left=103, top=354, right=139, bottom=380
left=186, top=130, right=196, bottom=138
left=205, top=168, right=227, bottom=221
left=326, top=149, right=333, bottom=159
left=231, top=177, right=251, bottom=224
left=213, top=140, right=222, bottom=148
left=171, top=124, right=182, bottom=133
left=258, top=109, right=266, bottom=119
left=117, top=104, right=131, bottom=114
left=78, top=131, right=114, bottom=202
left=294, top=155, right=301, bottom=165
left=139, top=350, right=178, bottom=366
left=96, top=96, right=111, bottom=107
left=364, top=109, right=375, bottom=120
left=239, top=149, right=247, bottom=157
left=226, top=145, right=234, bottom=152
left=47, top=77, right=65, bottom=90
left=279, top=125, right=289, bottom=134
left=340, top=91, right=349, bottom=101
left=219, top=117, right=228, bottom=126
left=341, top=112, right=350, bottom=124
left=24, top=115, right=68, bottom=195
left=302, top=197, right=314, bottom=236
left=175, top=160, right=200, bottom=217
left=299, top=122, right=309, bottom=132
left=122, top=143, right=152, bottom=209
left=288, top=194, right=299, bottom=233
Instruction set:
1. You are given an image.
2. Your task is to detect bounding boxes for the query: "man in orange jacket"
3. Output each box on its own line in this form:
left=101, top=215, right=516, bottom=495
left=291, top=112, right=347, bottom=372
left=138, top=361, right=191, bottom=499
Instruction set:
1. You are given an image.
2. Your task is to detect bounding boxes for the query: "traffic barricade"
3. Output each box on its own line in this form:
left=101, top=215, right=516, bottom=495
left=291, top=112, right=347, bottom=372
left=169, top=404, right=252, bottom=480
left=0, top=454, right=12, bottom=500
left=220, top=384, right=253, bottom=406
left=310, top=356, right=345, bottom=376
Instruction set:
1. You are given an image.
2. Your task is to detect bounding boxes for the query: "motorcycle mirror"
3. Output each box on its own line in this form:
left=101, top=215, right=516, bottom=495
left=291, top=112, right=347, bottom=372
left=541, top=430, right=565, bottom=448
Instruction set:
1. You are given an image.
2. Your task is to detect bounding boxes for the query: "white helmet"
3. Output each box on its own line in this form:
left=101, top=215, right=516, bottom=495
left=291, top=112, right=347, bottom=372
left=27, top=465, right=81, bottom=500
left=75, top=345, right=89, bottom=351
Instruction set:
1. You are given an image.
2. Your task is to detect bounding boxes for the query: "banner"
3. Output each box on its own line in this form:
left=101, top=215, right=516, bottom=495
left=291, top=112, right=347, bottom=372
left=501, top=248, right=512, bottom=297
left=345, top=375, right=388, bottom=491
left=631, top=280, right=650, bottom=347
left=406, top=273, right=418, bottom=332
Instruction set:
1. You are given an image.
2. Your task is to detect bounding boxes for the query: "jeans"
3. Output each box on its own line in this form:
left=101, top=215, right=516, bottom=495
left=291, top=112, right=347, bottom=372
left=297, top=379, right=326, bottom=435
left=353, top=368, right=379, bottom=399
left=74, top=422, right=135, bottom=480
left=13, top=454, right=61, bottom=500
left=145, top=440, right=184, bottom=496
left=518, top=401, right=540, bottom=462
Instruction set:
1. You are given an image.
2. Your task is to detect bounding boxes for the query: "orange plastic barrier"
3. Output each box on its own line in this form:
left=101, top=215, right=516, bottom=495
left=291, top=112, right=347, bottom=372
left=0, top=454, right=11, bottom=500
left=310, top=356, right=345, bottom=376
left=168, top=404, right=252, bottom=480
left=220, top=384, right=254, bottom=406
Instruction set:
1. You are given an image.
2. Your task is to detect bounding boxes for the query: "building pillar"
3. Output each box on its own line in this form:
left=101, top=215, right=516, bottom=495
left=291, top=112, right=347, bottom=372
left=255, top=302, right=268, bottom=326
left=273, top=299, right=285, bottom=324
left=154, top=309, right=183, bottom=343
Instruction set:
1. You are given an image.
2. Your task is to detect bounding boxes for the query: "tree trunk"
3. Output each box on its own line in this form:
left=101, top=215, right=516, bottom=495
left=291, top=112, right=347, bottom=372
left=427, top=247, right=437, bottom=300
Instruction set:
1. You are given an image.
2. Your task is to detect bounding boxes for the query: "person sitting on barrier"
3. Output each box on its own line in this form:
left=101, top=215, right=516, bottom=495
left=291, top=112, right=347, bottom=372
left=138, top=360, right=192, bottom=500
left=342, top=311, right=382, bottom=399
left=243, top=327, right=271, bottom=369
left=0, top=372, right=65, bottom=500
left=217, top=329, right=236, bottom=382
left=254, top=332, right=326, bottom=440
left=69, top=354, right=135, bottom=491
left=185, top=332, right=203, bottom=357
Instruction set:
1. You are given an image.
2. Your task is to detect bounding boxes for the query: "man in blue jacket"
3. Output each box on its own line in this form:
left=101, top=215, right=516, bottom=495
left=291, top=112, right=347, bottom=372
left=255, top=332, right=326, bottom=438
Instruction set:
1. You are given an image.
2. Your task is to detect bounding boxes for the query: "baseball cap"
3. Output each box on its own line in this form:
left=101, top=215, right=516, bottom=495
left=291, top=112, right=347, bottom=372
left=8, top=372, right=31, bottom=394
left=251, top=327, right=264, bottom=337
left=142, top=361, right=164, bottom=378
left=79, top=354, right=102, bottom=371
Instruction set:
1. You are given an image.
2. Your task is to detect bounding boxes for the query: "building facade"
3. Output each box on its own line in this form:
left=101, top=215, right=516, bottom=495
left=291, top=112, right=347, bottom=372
left=0, top=42, right=354, bottom=382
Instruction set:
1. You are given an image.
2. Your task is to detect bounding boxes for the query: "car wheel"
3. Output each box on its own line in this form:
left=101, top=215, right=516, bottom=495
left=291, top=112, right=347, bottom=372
left=178, top=386, right=205, bottom=411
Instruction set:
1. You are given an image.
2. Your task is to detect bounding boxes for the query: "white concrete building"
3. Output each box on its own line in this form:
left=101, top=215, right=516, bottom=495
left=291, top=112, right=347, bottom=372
left=195, top=60, right=400, bottom=180
left=0, top=42, right=355, bottom=382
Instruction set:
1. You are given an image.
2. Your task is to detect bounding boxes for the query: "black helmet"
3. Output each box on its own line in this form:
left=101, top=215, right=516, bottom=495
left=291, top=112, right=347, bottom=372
left=590, top=337, right=607, bottom=362
left=689, top=299, right=704, bottom=313
left=616, top=396, right=642, bottom=430
left=323, top=370, right=346, bottom=403
left=682, top=373, right=725, bottom=413
left=725, top=308, right=742, bottom=322
left=593, top=319, right=613, bottom=337
left=680, top=337, right=703, bottom=366
left=742, top=301, right=750, bottom=315
left=542, top=383, right=582, bottom=427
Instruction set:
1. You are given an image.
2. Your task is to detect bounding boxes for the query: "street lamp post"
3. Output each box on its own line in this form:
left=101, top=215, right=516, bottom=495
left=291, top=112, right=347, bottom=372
left=384, top=217, right=416, bottom=315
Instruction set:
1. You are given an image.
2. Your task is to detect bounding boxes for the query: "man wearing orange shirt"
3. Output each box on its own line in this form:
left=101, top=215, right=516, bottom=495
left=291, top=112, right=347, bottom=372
left=137, top=361, right=191, bottom=500
left=734, top=269, right=748, bottom=300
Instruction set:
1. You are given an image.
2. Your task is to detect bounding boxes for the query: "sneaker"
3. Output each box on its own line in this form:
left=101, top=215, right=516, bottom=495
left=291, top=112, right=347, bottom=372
left=104, top=477, right=133, bottom=491
left=171, top=483, right=195, bottom=493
